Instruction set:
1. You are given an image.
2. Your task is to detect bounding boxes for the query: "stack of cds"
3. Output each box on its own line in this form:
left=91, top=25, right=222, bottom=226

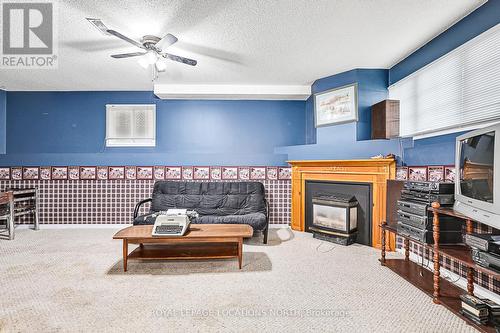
left=483, top=298, right=500, bottom=325
left=460, top=294, right=489, bottom=325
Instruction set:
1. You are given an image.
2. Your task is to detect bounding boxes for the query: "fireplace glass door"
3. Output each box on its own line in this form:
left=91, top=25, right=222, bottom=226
left=312, top=204, right=347, bottom=232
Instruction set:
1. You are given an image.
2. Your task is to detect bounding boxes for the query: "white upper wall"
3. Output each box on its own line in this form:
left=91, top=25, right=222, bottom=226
left=0, top=0, right=485, bottom=91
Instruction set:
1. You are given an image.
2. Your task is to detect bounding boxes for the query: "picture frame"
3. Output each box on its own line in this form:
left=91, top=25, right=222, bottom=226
left=314, top=83, right=358, bottom=127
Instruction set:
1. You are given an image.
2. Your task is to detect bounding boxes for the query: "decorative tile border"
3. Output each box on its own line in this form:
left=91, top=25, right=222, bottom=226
left=40, top=166, right=51, bottom=180
left=108, top=166, right=125, bottom=180
left=165, top=167, right=182, bottom=180
left=52, top=167, right=68, bottom=180
left=0, top=167, right=10, bottom=180
left=68, top=166, right=79, bottom=180
left=97, top=166, right=108, bottom=180
left=153, top=166, right=164, bottom=180
left=23, top=167, right=39, bottom=180
left=396, top=165, right=455, bottom=182
left=250, top=167, right=266, bottom=180
left=222, top=167, right=238, bottom=180
left=11, top=167, right=22, bottom=180
left=137, top=166, right=154, bottom=180
left=210, top=167, right=221, bottom=180
left=80, top=166, right=96, bottom=180
left=125, top=166, right=136, bottom=180
left=0, top=165, right=292, bottom=181
left=182, top=167, right=193, bottom=180
left=238, top=167, right=250, bottom=180
left=193, top=167, right=210, bottom=180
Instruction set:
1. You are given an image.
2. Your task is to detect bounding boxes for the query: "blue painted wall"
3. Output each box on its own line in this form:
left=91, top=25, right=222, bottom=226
left=390, top=0, right=500, bottom=166
left=1, top=91, right=306, bottom=166
left=276, top=69, right=402, bottom=160
left=0, top=90, right=5, bottom=154
left=389, top=0, right=500, bottom=85
left=402, top=133, right=465, bottom=166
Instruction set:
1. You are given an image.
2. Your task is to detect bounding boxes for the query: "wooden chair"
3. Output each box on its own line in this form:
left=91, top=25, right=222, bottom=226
left=0, top=191, right=14, bottom=240
left=0, top=188, right=39, bottom=240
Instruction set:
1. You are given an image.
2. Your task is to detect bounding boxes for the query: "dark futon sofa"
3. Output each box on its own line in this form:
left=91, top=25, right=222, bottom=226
left=133, top=181, right=269, bottom=243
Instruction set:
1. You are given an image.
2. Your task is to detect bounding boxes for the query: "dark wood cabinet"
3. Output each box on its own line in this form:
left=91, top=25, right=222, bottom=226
left=371, top=99, right=400, bottom=139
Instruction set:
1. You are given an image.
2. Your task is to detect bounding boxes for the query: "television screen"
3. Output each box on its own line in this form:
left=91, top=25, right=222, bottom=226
left=459, top=131, right=495, bottom=203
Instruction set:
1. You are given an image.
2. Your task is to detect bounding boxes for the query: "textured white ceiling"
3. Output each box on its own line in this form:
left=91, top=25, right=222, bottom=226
left=0, top=0, right=485, bottom=91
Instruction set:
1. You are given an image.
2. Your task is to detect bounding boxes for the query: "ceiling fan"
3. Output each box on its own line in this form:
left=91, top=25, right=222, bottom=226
left=86, top=18, right=197, bottom=73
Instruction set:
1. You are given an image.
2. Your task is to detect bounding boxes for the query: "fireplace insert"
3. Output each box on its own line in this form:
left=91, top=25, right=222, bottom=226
left=305, top=180, right=372, bottom=246
left=310, top=193, right=359, bottom=245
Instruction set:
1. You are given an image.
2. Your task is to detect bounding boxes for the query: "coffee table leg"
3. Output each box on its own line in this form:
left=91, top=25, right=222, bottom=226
left=123, top=239, right=128, bottom=272
left=238, top=239, right=242, bottom=269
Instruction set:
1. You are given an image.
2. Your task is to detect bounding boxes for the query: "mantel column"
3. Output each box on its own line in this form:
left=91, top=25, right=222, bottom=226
left=291, top=166, right=303, bottom=231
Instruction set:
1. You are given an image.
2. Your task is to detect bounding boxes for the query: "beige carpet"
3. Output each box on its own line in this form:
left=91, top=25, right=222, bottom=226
left=0, top=228, right=477, bottom=333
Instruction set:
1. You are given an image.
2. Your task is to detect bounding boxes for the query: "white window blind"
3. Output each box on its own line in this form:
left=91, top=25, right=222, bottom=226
left=389, top=23, right=500, bottom=138
left=106, top=104, right=156, bottom=147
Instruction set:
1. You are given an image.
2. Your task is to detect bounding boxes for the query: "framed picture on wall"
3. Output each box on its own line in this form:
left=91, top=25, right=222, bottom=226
left=314, top=83, right=358, bottom=127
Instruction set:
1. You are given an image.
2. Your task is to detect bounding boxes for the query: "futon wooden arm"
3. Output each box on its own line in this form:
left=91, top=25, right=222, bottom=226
left=133, top=198, right=152, bottom=219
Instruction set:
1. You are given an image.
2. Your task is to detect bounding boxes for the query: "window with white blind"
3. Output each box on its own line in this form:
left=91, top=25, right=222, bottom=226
left=389, top=23, right=500, bottom=138
left=105, top=104, right=156, bottom=147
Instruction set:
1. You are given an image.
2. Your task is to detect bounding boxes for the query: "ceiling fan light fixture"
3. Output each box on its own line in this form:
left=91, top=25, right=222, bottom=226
left=137, top=55, right=150, bottom=69
left=155, top=59, right=167, bottom=72
left=145, top=51, right=158, bottom=64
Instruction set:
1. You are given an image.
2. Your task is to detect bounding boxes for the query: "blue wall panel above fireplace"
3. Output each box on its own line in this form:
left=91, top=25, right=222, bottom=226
left=276, top=69, right=402, bottom=161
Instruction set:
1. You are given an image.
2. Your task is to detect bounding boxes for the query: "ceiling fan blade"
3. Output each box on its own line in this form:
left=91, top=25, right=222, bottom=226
left=162, top=53, right=197, bottom=66
left=111, top=52, right=146, bottom=59
left=107, top=29, right=145, bottom=49
left=156, top=33, right=178, bottom=49
left=86, top=18, right=110, bottom=35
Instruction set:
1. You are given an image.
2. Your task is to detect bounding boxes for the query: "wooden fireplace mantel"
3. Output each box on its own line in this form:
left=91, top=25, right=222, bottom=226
left=288, top=158, right=396, bottom=249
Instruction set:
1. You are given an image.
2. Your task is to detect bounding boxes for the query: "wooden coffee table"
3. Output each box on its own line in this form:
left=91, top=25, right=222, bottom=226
left=113, top=224, right=254, bottom=271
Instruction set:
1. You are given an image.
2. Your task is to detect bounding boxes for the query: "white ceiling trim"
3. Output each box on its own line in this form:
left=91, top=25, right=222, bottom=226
left=153, top=84, right=311, bottom=100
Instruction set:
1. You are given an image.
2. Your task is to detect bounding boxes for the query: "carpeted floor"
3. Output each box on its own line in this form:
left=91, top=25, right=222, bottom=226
left=0, top=228, right=477, bottom=332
